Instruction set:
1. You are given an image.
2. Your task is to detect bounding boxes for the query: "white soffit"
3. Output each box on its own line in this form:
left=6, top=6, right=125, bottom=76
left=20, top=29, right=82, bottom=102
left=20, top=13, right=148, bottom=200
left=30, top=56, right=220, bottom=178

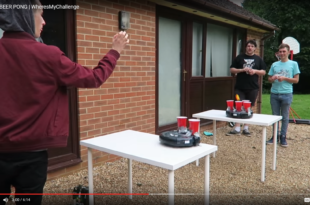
left=150, top=0, right=269, bottom=33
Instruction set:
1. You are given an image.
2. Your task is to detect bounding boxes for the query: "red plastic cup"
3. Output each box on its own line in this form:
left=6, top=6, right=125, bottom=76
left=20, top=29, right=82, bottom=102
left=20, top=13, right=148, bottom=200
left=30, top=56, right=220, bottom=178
left=189, top=119, right=200, bottom=135
left=235, top=101, right=242, bottom=112
left=243, top=101, right=251, bottom=111
left=226, top=100, right=234, bottom=110
left=177, top=116, right=187, bottom=130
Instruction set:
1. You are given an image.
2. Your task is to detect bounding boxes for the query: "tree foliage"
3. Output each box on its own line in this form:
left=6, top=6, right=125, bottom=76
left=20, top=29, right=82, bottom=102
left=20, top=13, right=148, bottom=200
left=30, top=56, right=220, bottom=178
left=243, top=0, right=310, bottom=93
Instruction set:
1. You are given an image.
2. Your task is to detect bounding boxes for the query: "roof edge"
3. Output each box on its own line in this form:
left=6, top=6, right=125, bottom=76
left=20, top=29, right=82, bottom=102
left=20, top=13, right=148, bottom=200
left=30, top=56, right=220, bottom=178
left=200, top=0, right=279, bottom=31
left=169, top=0, right=279, bottom=31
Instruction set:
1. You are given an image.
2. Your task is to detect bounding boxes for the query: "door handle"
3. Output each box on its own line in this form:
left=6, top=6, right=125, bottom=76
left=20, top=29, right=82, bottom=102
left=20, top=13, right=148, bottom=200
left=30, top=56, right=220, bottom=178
left=183, top=69, right=187, bottom=81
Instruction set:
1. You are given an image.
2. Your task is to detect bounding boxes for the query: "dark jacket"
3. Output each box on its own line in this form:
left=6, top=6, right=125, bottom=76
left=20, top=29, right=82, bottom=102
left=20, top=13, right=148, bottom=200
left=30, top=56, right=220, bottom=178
left=0, top=0, right=120, bottom=152
left=0, top=32, right=119, bottom=152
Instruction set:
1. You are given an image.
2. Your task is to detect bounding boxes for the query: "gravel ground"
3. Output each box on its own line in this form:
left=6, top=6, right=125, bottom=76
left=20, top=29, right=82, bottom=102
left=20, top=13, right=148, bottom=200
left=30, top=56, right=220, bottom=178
left=30, top=123, right=310, bottom=204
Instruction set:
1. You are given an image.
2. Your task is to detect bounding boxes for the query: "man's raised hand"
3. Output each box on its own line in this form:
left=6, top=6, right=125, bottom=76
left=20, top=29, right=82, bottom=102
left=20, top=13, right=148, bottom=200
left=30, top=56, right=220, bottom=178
left=112, top=31, right=130, bottom=54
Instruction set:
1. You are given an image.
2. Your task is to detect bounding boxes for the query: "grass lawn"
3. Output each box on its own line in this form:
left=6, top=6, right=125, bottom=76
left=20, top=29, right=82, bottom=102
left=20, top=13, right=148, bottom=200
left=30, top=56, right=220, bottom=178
left=261, top=94, right=310, bottom=119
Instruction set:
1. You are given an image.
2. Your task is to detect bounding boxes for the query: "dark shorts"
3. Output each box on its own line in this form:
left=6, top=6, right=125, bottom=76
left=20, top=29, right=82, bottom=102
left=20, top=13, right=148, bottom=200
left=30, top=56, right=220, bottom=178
left=235, top=89, right=259, bottom=107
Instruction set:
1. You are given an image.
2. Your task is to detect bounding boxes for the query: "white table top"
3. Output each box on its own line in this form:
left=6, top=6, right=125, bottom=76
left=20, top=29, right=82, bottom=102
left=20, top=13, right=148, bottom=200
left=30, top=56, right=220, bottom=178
left=80, top=130, right=217, bottom=170
left=193, top=109, right=282, bottom=126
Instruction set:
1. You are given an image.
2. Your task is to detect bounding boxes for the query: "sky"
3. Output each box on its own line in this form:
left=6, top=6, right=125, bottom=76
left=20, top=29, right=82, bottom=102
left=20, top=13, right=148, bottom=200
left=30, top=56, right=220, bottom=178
left=229, top=0, right=244, bottom=6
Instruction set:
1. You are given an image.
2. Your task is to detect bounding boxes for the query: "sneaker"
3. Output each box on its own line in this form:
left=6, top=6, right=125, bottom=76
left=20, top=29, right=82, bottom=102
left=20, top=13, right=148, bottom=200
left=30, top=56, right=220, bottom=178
left=226, top=129, right=241, bottom=136
left=266, top=135, right=280, bottom=145
left=280, top=135, right=288, bottom=147
left=242, top=129, right=251, bottom=137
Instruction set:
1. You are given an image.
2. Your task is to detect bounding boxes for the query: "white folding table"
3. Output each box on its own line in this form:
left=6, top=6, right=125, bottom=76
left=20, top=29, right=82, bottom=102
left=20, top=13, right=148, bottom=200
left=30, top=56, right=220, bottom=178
left=80, top=130, right=217, bottom=205
left=193, top=109, right=282, bottom=182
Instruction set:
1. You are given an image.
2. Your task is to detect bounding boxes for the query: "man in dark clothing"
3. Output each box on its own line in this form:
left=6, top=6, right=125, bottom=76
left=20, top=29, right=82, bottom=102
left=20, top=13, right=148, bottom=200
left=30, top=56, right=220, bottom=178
left=226, top=40, right=266, bottom=137
left=0, top=0, right=129, bottom=204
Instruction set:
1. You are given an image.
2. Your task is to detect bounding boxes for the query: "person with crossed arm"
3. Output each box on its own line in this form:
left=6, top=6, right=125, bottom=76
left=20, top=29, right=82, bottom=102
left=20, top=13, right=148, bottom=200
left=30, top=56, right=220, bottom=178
left=226, top=40, right=266, bottom=137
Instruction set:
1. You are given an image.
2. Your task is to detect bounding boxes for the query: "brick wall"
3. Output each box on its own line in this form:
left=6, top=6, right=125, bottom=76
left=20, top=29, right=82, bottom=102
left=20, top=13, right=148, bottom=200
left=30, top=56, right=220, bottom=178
left=47, top=0, right=156, bottom=180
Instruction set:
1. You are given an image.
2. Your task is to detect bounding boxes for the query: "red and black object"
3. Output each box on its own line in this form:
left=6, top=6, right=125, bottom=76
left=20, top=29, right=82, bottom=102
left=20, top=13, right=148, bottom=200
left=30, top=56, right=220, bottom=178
left=159, top=130, right=200, bottom=147
left=226, top=109, right=253, bottom=119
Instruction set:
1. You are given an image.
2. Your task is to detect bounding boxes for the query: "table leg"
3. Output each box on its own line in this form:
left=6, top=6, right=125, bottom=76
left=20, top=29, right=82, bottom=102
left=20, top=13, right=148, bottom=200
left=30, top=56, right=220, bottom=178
left=272, top=122, right=278, bottom=170
left=261, top=127, right=267, bottom=182
left=88, top=148, right=94, bottom=205
left=204, top=155, right=210, bottom=205
left=128, top=159, right=132, bottom=199
left=168, top=170, right=174, bottom=205
left=196, top=118, right=201, bottom=166
left=213, top=120, right=217, bottom=158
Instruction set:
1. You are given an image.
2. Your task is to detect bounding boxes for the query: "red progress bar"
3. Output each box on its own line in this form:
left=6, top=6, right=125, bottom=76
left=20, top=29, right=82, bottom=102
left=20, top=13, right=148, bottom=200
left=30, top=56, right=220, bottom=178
left=0, top=193, right=149, bottom=196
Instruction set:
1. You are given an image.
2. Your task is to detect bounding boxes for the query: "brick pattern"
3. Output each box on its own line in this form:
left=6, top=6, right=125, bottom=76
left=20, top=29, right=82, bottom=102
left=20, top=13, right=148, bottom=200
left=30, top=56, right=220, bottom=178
left=47, top=0, right=156, bottom=180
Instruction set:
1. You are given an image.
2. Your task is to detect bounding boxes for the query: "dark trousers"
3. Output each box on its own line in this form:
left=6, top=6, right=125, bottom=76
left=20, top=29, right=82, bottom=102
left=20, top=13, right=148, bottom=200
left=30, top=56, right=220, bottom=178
left=0, top=151, right=48, bottom=205
left=235, top=88, right=259, bottom=107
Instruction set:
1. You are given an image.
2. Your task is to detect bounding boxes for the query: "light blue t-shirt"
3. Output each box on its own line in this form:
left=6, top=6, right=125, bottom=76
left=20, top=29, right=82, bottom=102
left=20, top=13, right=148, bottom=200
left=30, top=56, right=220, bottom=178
left=268, top=60, right=300, bottom=94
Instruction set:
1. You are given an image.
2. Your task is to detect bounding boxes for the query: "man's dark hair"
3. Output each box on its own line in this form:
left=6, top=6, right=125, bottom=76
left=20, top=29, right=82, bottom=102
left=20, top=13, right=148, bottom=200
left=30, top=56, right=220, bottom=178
left=245, top=40, right=257, bottom=47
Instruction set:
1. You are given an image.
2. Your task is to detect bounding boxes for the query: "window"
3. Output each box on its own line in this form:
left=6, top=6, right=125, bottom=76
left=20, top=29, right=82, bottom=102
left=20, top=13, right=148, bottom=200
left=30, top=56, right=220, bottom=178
left=236, top=30, right=245, bottom=55
left=205, top=23, right=233, bottom=77
left=192, top=22, right=203, bottom=76
left=158, top=17, right=182, bottom=127
left=0, top=28, right=3, bottom=38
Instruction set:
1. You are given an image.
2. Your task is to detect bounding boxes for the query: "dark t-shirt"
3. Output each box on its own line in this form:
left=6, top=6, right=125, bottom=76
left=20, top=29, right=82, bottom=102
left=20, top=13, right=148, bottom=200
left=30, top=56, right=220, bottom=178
left=230, top=53, right=266, bottom=90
